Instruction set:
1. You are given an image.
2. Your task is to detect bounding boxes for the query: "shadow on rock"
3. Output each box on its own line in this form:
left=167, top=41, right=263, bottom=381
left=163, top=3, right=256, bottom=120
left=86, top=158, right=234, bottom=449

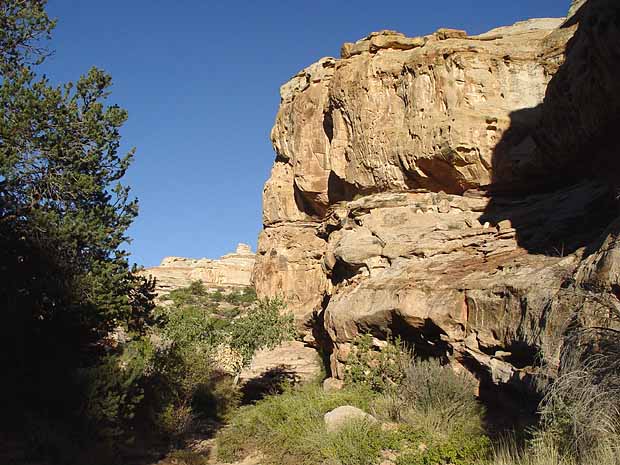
left=240, top=366, right=300, bottom=404
left=481, top=0, right=620, bottom=256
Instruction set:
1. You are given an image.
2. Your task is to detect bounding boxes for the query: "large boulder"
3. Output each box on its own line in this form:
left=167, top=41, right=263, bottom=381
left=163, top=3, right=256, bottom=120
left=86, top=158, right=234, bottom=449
left=324, top=406, right=377, bottom=433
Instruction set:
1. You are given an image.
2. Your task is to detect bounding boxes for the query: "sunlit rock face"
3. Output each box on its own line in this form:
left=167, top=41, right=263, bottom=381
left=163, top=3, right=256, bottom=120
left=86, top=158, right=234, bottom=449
left=254, top=0, right=620, bottom=393
left=144, top=243, right=255, bottom=294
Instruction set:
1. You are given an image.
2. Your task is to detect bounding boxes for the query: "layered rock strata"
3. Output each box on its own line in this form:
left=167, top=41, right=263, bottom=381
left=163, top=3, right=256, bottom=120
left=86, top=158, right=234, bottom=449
left=145, top=243, right=255, bottom=294
left=255, top=0, right=620, bottom=394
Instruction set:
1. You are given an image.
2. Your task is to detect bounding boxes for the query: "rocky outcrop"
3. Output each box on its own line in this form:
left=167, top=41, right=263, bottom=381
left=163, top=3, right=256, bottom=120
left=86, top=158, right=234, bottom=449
left=144, top=243, right=255, bottom=294
left=239, top=340, right=322, bottom=386
left=254, top=0, right=620, bottom=395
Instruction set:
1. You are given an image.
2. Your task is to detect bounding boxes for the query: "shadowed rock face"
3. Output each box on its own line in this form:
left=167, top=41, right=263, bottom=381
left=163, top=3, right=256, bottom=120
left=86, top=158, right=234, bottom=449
left=144, top=243, right=255, bottom=294
left=254, top=0, right=620, bottom=395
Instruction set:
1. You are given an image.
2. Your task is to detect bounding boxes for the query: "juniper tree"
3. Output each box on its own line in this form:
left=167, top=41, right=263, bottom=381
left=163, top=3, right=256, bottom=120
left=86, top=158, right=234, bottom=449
left=0, top=0, right=155, bottom=425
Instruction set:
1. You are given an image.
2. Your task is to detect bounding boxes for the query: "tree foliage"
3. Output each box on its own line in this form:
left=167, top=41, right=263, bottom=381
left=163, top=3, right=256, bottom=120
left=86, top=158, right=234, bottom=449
left=0, top=0, right=156, bottom=445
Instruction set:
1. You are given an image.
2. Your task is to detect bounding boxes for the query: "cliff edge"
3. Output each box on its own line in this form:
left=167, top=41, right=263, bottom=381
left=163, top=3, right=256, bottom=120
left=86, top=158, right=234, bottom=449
left=253, top=0, right=620, bottom=395
left=144, top=243, right=255, bottom=294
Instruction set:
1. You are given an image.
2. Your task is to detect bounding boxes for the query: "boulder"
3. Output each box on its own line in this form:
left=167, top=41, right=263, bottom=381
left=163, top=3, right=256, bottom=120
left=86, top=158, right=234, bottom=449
left=324, top=406, right=377, bottom=433
left=322, top=377, right=344, bottom=392
left=239, top=341, right=322, bottom=385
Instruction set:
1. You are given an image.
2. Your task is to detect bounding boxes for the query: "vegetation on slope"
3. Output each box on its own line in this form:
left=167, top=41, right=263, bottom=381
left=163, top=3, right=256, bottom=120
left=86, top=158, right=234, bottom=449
left=214, top=332, right=620, bottom=465
left=217, top=336, right=491, bottom=465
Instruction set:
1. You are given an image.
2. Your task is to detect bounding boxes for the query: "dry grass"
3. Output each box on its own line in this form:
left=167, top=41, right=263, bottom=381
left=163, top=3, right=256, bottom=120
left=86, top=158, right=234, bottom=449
left=372, top=358, right=484, bottom=437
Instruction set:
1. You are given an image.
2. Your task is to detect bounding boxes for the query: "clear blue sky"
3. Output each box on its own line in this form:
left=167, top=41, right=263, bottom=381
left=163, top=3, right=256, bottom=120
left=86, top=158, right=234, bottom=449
left=43, top=0, right=569, bottom=267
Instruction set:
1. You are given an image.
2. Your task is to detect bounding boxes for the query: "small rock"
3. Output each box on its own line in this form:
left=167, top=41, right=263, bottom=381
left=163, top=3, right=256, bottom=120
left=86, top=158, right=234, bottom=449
left=497, top=219, right=513, bottom=231
left=435, top=28, right=467, bottom=40
left=381, top=422, right=399, bottom=431
left=324, top=405, right=377, bottom=433
left=323, top=377, right=345, bottom=392
left=493, top=350, right=512, bottom=360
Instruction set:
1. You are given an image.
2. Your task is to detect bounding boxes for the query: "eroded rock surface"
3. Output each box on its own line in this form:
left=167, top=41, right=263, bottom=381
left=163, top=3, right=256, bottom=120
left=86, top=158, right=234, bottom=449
left=254, top=0, right=620, bottom=394
left=144, top=243, right=255, bottom=294
left=239, top=340, right=322, bottom=385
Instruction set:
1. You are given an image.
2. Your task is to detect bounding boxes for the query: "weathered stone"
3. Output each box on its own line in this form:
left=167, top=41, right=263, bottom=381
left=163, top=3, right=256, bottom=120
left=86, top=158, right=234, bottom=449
left=324, top=406, right=377, bottom=433
left=434, top=28, right=467, bottom=40
left=143, top=243, right=255, bottom=294
left=323, top=377, right=345, bottom=392
left=253, top=224, right=331, bottom=325
left=254, top=0, right=620, bottom=394
left=239, top=341, right=322, bottom=385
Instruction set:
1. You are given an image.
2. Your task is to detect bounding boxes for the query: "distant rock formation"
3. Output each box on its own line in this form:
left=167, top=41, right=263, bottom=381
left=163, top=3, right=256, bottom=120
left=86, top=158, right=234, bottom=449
left=254, top=0, right=620, bottom=395
left=143, top=243, right=255, bottom=294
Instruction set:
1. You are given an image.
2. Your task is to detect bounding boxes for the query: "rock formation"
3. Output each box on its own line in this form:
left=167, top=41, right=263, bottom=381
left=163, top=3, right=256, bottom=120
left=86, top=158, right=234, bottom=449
left=144, top=243, right=255, bottom=294
left=239, top=340, right=322, bottom=389
left=254, top=0, right=620, bottom=396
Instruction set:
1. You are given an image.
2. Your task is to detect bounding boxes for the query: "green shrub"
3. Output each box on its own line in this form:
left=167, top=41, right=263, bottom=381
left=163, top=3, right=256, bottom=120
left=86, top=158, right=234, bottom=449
left=216, top=383, right=375, bottom=464
left=225, top=287, right=258, bottom=306
left=396, top=433, right=490, bottom=465
left=322, top=419, right=390, bottom=465
left=139, top=292, right=293, bottom=439
left=367, top=355, right=490, bottom=465
left=160, top=304, right=228, bottom=348
left=344, top=334, right=413, bottom=391
left=227, top=297, right=296, bottom=368
left=210, top=289, right=225, bottom=301
left=524, top=329, right=620, bottom=463
left=490, top=433, right=620, bottom=465
left=79, top=339, right=155, bottom=442
left=371, top=357, right=484, bottom=438
left=157, top=403, right=194, bottom=437
left=188, top=280, right=207, bottom=296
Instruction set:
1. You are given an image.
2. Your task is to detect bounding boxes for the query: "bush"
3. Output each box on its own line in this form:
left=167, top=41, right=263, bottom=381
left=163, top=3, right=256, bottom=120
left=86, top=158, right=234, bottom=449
left=527, top=331, right=620, bottom=462
left=489, top=302, right=620, bottom=465
left=79, top=339, right=155, bottom=443
left=216, top=383, right=375, bottom=464
left=226, top=297, right=296, bottom=368
left=344, top=334, right=413, bottom=391
left=490, top=434, right=619, bottom=465
left=322, top=419, right=391, bottom=465
left=371, top=355, right=489, bottom=465
left=389, top=358, right=484, bottom=436
left=395, top=433, right=490, bottom=465
left=160, top=304, right=227, bottom=348
left=188, top=280, right=207, bottom=296
left=217, top=376, right=491, bottom=465
left=137, top=290, right=295, bottom=439
left=225, top=287, right=258, bottom=306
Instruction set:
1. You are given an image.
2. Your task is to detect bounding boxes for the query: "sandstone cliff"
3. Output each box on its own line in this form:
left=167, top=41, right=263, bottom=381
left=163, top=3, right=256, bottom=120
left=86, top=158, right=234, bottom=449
left=144, top=243, right=255, bottom=294
left=254, top=0, right=620, bottom=394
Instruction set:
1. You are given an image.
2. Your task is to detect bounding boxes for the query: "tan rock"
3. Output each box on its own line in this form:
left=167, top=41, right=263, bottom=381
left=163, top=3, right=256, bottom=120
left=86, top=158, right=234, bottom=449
left=252, top=224, right=331, bottom=325
left=323, top=377, right=345, bottom=392
left=142, top=243, right=255, bottom=294
left=324, top=406, right=377, bottom=433
left=434, top=28, right=467, bottom=40
left=239, top=341, right=322, bottom=385
left=254, top=0, right=620, bottom=393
